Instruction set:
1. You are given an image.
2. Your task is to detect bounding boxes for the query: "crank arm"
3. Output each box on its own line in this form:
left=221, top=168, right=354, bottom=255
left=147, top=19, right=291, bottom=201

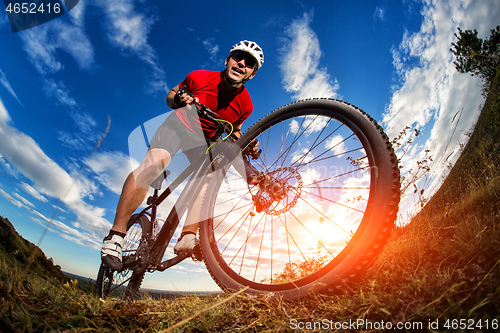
left=156, top=252, right=191, bottom=271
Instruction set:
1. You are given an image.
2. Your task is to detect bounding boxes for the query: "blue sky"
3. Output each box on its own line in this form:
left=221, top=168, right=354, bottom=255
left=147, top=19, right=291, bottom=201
left=0, top=0, right=498, bottom=292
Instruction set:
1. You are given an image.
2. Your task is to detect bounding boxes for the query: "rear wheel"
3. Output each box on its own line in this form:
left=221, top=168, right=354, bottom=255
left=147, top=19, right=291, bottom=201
left=95, top=214, right=150, bottom=298
left=199, top=99, right=400, bottom=300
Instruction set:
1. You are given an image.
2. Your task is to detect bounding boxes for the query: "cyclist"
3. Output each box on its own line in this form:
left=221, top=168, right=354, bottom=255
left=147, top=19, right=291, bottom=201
left=101, top=40, right=264, bottom=270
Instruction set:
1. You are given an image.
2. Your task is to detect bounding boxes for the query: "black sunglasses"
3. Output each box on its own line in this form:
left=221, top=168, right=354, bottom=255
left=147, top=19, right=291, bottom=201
left=230, top=51, right=257, bottom=69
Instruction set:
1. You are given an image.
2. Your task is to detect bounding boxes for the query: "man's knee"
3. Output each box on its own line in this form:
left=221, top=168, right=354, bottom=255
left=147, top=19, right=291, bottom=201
left=133, top=149, right=171, bottom=188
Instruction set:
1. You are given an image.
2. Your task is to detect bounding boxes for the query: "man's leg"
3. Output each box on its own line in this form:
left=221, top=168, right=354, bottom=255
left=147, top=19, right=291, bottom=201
left=174, top=173, right=212, bottom=257
left=101, top=148, right=171, bottom=269
left=111, top=173, right=148, bottom=233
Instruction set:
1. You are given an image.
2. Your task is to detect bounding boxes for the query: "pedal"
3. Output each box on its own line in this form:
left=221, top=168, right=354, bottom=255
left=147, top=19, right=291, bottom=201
left=191, top=243, right=203, bottom=261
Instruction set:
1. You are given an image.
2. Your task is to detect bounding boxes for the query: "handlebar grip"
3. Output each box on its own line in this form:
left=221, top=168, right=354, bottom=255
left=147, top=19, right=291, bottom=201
left=174, top=86, right=194, bottom=107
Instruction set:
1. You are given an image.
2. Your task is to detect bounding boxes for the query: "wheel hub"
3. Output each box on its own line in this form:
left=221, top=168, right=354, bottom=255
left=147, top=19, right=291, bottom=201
left=251, top=167, right=302, bottom=215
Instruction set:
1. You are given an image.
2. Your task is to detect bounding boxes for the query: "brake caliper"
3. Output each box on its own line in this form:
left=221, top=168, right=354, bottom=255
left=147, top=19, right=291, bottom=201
left=251, top=168, right=302, bottom=215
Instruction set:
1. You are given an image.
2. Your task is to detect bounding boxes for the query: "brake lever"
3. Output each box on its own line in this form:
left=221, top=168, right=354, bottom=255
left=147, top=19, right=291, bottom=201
left=245, top=140, right=261, bottom=160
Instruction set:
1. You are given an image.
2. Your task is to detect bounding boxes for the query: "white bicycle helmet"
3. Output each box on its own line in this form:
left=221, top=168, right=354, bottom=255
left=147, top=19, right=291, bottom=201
left=230, top=40, right=264, bottom=70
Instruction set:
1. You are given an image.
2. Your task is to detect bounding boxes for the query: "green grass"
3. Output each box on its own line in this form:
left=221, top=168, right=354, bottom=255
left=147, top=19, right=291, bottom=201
left=1, top=69, right=500, bottom=332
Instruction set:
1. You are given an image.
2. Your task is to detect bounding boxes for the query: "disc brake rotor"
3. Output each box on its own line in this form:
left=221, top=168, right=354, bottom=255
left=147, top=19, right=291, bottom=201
left=252, top=167, right=302, bottom=215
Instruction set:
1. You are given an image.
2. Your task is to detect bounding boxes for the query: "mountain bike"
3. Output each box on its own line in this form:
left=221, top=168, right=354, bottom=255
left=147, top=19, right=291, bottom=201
left=95, top=98, right=400, bottom=301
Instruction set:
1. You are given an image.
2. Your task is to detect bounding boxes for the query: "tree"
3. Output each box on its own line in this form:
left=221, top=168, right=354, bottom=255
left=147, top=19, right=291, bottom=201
left=451, top=26, right=500, bottom=91
left=261, top=256, right=328, bottom=284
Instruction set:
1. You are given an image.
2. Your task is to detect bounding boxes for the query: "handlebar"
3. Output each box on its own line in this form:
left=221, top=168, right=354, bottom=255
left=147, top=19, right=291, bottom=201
left=176, top=86, right=261, bottom=159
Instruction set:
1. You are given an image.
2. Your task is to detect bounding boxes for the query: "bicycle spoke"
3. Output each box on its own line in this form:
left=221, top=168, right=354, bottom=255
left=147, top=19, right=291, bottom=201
left=253, top=213, right=268, bottom=281
left=208, top=112, right=379, bottom=285
left=276, top=213, right=311, bottom=262
left=288, top=119, right=341, bottom=169
left=239, top=211, right=255, bottom=275
left=302, top=165, right=370, bottom=187
left=266, top=116, right=309, bottom=171
left=302, top=186, right=370, bottom=190
left=216, top=203, right=254, bottom=244
left=109, top=274, right=131, bottom=293
left=299, top=188, right=366, bottom=214
left=288, top=210, right=335, bottom=257
left=228, top=213, right=267, bottom=268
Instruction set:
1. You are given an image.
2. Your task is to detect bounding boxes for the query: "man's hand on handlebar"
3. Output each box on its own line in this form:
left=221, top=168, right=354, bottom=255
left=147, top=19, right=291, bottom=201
left=245, top=139, right=261, bottom=160
left=249, top=139, right=259, bottom=156
left=168, top=85, right=199, bottom=108
left=175, top=86, right=199, bottom=107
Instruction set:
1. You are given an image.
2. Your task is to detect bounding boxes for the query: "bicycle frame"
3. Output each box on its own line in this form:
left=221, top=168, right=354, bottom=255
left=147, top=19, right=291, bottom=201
left=132, top=149, right=214, bottom=272
left=122, top=138, right=248, bottom=273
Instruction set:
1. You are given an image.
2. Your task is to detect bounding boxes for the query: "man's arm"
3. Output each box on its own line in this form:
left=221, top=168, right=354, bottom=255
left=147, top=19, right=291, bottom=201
left=166, top=85, right=180, bottom=109
left=232, top=123, right=242, bottom=140
left=231, top=123, right=260, bottom=156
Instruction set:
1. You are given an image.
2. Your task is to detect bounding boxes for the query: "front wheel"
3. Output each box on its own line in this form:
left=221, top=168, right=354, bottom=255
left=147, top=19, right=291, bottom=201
left=95, top=214, right=150, bottom=298
left=199, top=99, right=400, bottom=300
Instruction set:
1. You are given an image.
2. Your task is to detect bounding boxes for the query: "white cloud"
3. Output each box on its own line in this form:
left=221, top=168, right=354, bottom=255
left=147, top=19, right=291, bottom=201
left=290, top=119, right=300, bottom=134
left=95, top=0, right=167, bottom=94
left=374, top=7, right=385, bottom=21
left=0, top=188, right=24, bottom=208
left=0, top=98, right=10, bottom=123
left=292, top=148, right=314, bottom=164
left=86, top=151, right=136, bottom=195
left=12, top=192, right=35, bottom=208
left=19, top=182, right=48, bottom=202
left=1, top=187, right=100, bottom=250
left=383, top=0, right=500, bottom=221
left=16, top=1, right=99, bottom=148
left=18, top=1, right=94, bottom=76
left=0, top=69, right=24, bottom=106
left=325, top=135, right=347, bottom=157
left=37, top=78, right=101, bottom=151
left=289, top=115, right=330, bottom=135
left=203, top=38, right=221, bottom=64
left=30, top=213, right=101, bottom=250
left=0, top=155, right=19, bottom=178
left=279, top=11, right=340, bottom=100
left=0, top=101, right=111, bottom=236
left=36, top=77, right=100, bottom=151
left=0, top=123, right=78, bottom=201
left=42, top=78, right=78, bottom=109
left=17, top=0, right=166, bottom=95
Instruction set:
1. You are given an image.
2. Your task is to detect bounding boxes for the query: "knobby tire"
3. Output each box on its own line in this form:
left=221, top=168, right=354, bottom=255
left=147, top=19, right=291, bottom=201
left=95, top=214, right=150, bottom=298
left=199, top=98, right=400, bottom=300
